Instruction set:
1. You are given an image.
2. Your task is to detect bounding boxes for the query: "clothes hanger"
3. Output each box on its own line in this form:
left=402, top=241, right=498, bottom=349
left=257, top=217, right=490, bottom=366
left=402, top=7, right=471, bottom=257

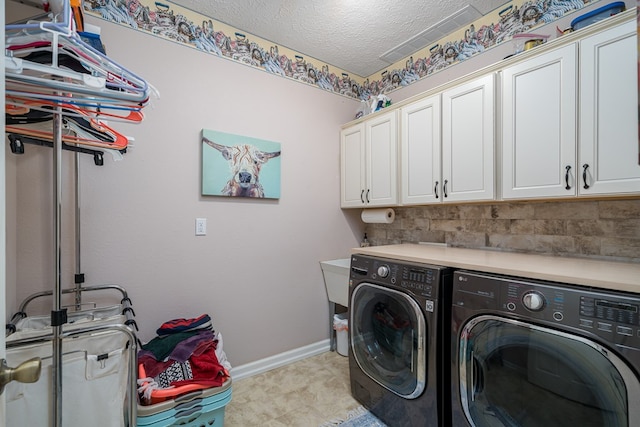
left=6, top=124, right=130, bottom=151
left=6, top=95, right=145, bottom=123
left=6, top=2, right=155, bottom=104
left=6, top=91, right=148, bottom=119
left=5, top=53, right=154, bottom=104
left=6, top=116, right=131, bottom=150
left=6, top=37, right=149, bottom=97
left=6, top=107, right=131, bottom=151
left=5, top=43, right=158, bottom=107
left=6, top=55, right=106, bottom=90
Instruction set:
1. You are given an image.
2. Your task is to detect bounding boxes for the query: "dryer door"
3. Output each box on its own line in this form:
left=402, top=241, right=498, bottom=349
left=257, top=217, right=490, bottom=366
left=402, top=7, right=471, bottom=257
left=350, top=283, right=426, bottom=399
left=458, top=315, right=640, bottom=427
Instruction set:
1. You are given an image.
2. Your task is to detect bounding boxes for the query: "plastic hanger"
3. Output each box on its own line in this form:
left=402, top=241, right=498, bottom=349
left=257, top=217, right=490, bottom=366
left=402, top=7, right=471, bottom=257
left=6, top=105, right=131, bottom=151
left=6, top=55, right=106, bottom=88
left=6, top=2, right=154, bottom=104
left=5, top=51, right=150, bottom=103
left=6, top=95, right=145, bottom=123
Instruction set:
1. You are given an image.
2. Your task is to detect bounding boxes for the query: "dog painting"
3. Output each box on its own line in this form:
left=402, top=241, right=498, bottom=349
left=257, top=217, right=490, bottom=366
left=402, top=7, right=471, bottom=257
left=202, top=129, right=281, bottom=198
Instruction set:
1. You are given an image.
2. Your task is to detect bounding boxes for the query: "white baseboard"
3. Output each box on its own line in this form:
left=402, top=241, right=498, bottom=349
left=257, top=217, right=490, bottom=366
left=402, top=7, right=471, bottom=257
left=230, top=339, right=331, bottom=381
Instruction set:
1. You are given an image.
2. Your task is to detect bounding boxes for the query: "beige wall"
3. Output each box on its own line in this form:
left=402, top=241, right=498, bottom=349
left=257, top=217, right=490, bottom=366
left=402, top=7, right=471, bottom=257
left=6, top=15, right=362, bottom=366
left=366, top=200, right=640, bottom=262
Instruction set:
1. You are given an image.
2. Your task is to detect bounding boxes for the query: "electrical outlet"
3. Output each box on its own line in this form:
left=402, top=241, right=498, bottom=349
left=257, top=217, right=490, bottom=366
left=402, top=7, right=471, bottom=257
left=195, top=218, right=207, bottom=236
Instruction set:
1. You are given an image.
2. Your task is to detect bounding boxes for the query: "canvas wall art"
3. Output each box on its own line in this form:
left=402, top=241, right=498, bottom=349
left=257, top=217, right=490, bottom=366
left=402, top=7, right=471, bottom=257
left=202, top=129, right=281, bottom=199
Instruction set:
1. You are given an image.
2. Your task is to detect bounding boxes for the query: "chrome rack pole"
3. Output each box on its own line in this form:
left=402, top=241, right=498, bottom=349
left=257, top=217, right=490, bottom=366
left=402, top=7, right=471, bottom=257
left=51, top=31, right=66, bottom=427
left=52, top=103, right=64, bottom=427
left=74, top=152, right=83, bottom=310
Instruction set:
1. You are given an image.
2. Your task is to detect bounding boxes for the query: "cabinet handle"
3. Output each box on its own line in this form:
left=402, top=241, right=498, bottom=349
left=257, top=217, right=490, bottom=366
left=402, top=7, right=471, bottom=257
left=582, top=164, right=590, bottom=190
left=443, top=180, right=448, bottom=198
left=366, top=189, right=370, bottom=203
left=564, top=165, right=571, bottom=190
left=360, top=190, right=365, bottom=204
left=434, top=181, right=439, bottom=199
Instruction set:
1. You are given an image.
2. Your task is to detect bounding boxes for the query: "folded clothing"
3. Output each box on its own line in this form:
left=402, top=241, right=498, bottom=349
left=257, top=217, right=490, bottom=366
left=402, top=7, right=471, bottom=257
left=156, top=314, right=211, bottom=335
left=137, top=314, right=231, bottom=405
left=140, top=343, right=226, bottom=388
left=140, top=329, right=214, bottom=363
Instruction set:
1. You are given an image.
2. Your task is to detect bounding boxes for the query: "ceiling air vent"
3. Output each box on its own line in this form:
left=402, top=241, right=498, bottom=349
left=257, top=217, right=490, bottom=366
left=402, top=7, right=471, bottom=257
left=379, top=4, right=482, bottom=64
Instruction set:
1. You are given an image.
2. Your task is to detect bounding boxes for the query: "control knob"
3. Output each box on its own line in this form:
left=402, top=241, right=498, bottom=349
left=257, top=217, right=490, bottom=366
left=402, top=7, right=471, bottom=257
left=377, top=265, right=390, bottom=278
left=522, top=291, right=545, bottom=311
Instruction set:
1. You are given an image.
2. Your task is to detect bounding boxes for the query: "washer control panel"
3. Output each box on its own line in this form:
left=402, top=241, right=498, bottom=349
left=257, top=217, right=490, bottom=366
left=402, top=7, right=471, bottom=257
left=400, top=264, right=437, bottom=297
left=350, top=255, right=449, bottom=300
left=453, top=270, right=640, bottom=349
left=579, top=297, right=639, bottom=326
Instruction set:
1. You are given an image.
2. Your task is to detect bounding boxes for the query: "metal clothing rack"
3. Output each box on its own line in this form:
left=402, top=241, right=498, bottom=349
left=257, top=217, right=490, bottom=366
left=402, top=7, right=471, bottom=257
left=5, top=1, right=153, bottom=424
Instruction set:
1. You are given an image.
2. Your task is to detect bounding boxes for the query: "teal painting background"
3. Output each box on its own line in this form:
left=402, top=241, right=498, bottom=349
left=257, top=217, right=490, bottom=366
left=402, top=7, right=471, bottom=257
left=202, top=129, right=281, bottom=199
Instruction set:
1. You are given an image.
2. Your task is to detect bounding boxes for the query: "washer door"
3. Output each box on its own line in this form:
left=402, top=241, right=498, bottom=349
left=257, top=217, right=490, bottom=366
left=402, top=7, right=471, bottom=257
left=459, top=315, right=640, bottom=427
left=350, top=282, right=426, bottom=399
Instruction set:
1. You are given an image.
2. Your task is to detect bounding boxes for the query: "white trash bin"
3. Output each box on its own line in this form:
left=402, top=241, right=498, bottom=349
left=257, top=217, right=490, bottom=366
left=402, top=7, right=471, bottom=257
left=333, top=313, right=348, bottom=356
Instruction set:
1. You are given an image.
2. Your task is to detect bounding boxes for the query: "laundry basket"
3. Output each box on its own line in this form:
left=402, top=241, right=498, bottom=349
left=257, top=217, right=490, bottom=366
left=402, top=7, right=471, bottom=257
left=5, top=327, right=133, bottom=427
left=137, top=378, right=232, bottom=427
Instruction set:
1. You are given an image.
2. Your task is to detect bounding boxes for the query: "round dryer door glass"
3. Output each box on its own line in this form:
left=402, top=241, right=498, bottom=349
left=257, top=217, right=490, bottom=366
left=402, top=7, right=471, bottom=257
left=459, top=316, right=639, bottom=427
left=350, top=283, right=426, bottom=399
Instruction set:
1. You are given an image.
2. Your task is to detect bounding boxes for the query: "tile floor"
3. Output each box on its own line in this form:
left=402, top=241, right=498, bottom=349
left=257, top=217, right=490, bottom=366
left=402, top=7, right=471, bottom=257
left=225, top=351, right=361, bottom=426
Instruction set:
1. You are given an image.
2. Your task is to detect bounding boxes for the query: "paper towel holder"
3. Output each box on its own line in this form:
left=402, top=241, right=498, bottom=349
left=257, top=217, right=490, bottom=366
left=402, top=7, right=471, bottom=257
left=361, top=208, right=395, bottom=224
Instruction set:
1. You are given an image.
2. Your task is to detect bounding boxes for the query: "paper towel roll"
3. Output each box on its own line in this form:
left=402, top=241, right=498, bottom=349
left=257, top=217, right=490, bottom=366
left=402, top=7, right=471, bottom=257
left=361, top=208, right=395, bottom=224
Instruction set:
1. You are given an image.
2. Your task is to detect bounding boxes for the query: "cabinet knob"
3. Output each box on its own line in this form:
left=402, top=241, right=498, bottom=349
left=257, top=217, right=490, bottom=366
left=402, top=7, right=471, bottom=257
left=564, top=165, right=571, bottom=190
left=582, top=164, right=590, bottom=189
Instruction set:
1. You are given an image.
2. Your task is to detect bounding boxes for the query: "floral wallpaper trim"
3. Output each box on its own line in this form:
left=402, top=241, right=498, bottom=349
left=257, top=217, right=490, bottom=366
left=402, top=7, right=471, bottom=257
left=373, top=0, right=597, bottom=96
left=84, top=0, right=598, bottom=100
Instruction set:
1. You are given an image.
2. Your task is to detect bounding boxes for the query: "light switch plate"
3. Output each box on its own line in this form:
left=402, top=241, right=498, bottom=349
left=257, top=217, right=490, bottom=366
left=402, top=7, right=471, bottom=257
left=195, top=218, right=207, bottom=236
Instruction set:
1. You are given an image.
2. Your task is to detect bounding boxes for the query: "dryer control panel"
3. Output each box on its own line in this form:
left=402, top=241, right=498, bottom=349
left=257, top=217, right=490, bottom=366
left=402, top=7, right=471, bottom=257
left=453, top=270, right=640, bottom=350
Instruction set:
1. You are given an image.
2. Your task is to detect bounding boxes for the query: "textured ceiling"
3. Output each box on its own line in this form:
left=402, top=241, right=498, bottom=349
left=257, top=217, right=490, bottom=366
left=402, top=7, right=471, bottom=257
left=170, top=0, right=508, bottom=77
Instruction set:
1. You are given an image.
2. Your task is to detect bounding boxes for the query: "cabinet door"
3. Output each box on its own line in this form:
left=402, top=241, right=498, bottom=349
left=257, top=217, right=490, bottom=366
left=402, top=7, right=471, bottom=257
left=341, top=123, right=366, bottom=207
left=579, top=20, right=640, bottom=196
left=365, top=110, right=398, bottom=206
left=442, top=74, right=495, bottom=202
left=400, top=95, right=441, bottom=205
left=501, top=44, right=577, bottom=199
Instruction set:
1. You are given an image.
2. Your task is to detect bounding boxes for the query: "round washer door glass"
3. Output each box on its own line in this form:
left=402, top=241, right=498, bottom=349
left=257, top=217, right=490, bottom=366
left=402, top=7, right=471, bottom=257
left=350, top=282, right=426, bottom=399
left=459, top=315, right=640, bottom=427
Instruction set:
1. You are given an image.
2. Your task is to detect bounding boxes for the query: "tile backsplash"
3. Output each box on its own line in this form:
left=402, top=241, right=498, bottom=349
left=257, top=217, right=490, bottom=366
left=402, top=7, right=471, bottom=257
left=365, top=199, right=640, bottom=262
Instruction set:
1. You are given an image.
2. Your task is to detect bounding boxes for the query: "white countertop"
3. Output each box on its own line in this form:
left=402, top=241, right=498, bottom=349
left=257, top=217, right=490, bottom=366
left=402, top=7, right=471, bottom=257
left=351, top=244, right=640, bottom=293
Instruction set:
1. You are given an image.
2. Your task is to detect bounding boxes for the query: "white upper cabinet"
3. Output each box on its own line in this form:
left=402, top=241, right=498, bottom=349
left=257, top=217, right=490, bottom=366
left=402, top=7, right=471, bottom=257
left=442, top=73, right=495, bottom=202
left=366, top=111, right=398, bottom=206
left=340, top=123, right=366, bottom=207
left=340, top=13, right=637, bottom=208
left=400, top=94, right=441, bottom=205
left=501, top=44, right=577, bottom=199
left=341, top=110, right=397, bottom=208
left=579, top=20, right=640, bottom=196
